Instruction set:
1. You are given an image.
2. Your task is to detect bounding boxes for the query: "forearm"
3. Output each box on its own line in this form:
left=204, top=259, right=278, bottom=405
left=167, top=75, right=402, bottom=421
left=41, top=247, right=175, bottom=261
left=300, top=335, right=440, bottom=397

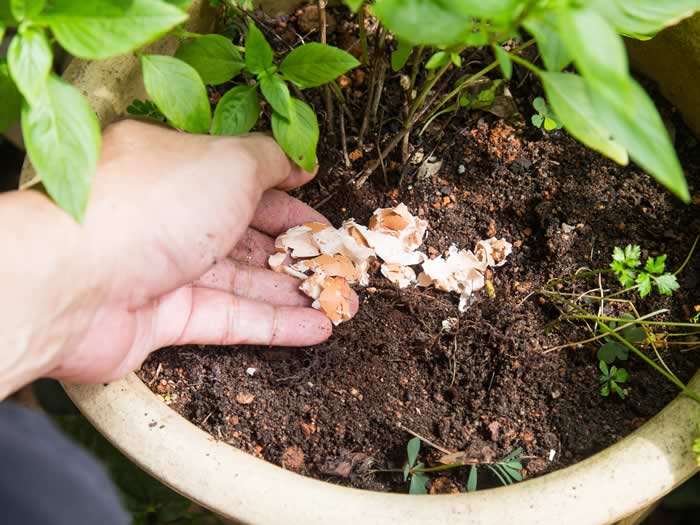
left=0, top=189, right=97, bottom=398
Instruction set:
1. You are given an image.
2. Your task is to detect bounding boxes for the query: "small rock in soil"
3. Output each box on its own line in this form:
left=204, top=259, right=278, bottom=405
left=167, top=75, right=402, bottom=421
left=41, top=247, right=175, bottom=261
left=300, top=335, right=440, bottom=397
left=430, top=477, right=460, bottom=495
left=281, top=446, right=305, bottom=471
left=488, top=421, right=501, bottom=442
left=235, top=392, right=255, bottom=405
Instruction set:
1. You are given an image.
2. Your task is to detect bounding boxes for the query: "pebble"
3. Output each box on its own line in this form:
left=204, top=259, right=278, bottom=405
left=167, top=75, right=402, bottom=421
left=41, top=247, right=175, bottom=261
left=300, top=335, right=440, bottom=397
left=561, top=223, right=576, bottom=234
left=281, top=446, right=305, bottom=470
left=235, top=392, right=255, bottom=405
left=457, top=164, right=466, bottom=174
left=246, top=367, right=257, bottom=377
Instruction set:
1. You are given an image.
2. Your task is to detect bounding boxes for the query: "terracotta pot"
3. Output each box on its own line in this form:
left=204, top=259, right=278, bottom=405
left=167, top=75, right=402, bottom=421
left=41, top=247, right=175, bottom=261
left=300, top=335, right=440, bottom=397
left=19, top=2, right=700, bottom=524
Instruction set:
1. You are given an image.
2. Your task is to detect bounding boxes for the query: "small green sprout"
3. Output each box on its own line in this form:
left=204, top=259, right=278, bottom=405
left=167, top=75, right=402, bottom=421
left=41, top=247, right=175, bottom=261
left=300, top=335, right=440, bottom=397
left=597, top=314, right=645, bottom=364
left=531, top=97, right=562, bottom=131
left=485, top=447, right=523, bottom=487
left=610, top=245, right=679, bottom=297
left=599, top=360, right=628, bottom=399
left=404, top=437, right=429, bottom=494
left=691, top=306, right=700, bottom=324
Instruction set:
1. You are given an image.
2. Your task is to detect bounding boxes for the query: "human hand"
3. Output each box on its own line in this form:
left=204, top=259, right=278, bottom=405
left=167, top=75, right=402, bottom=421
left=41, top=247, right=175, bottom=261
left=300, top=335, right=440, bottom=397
left=34, top=120, right=357, bottom=385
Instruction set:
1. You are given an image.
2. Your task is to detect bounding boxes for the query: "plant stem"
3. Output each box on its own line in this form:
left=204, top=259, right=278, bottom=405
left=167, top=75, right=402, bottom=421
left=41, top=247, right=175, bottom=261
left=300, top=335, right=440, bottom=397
left=600, top=323, right=700, bottom=404
left=569, top=314, right=700, bottom=330
left=415, top=463, right=465, bottom=474
left=406, top=60, right=452, bottom=126
left=409, top=45, right=424, bottom=94
left=358, top=4, right=369, bottom=65
left=674, top=235, right=699, bottom=275
left=423, top=39, right=536, bottom=125
left=508, top=52, right=542, bottom=75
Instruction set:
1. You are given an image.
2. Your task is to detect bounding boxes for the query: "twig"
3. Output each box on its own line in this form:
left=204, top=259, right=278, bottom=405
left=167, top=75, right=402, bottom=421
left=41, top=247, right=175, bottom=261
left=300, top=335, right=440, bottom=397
left=355, top=127, right=410, bottom=187
left=397, top=423, right=452, bottom=455
left=319, top=1, right=336, bottom=147
left=339, top=105, right=350, bottom=167
left=358, top=27, right=386, bottom=145
left=148, top=363, right=163, bottom=387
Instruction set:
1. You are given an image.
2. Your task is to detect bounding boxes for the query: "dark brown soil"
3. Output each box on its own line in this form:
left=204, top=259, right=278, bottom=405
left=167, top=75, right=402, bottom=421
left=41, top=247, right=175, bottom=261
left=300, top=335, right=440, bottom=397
left=138, top=6, right=700, bottom=494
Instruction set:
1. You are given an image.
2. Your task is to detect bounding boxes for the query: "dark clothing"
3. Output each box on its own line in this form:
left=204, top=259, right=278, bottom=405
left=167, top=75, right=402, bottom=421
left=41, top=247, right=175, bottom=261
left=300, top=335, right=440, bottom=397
left=0, top=402, right=128, bottom=525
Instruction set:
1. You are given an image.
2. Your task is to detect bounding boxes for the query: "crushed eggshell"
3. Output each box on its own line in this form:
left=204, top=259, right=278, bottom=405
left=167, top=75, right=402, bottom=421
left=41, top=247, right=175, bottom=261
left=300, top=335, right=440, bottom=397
left=269, top=203, right=512, bottom=323
left=380, top=262, right=416, bottom=288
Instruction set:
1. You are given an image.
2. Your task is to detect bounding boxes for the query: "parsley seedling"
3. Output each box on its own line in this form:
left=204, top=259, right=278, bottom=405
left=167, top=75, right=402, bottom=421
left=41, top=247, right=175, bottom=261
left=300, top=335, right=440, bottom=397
left=610, top=245, right=679, bottom=297
left=599, top=361, right=628, bottom=399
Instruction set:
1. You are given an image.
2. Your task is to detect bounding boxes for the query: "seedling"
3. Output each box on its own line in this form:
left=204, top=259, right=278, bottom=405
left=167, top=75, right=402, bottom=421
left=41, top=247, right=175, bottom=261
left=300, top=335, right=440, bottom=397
left=531, top=97, right=562, bottom=131
left=599, top=361, right=628, bottom=399
left=597, top=314, right=645, bottom=364
left=381, top=436, right=525, bottom=494
left=539, top=236, right=700, bottom=406
left=611, top=245, right=679, bottom=297
left=404, top=437, right=430, bottom=494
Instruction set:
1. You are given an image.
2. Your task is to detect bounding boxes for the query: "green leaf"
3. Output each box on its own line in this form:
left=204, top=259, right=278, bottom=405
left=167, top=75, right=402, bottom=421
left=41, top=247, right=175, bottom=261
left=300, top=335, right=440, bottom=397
left=597, top=341, right=628, bottom=364
left=644, top=255, right=666, bottom=275
left=10, top=0, right=45, bottom=20
left=0, top=20, right=5, bottom=41
left=615, top=367, right=629, bottom=383
left=0, top=62, right=22, bottom=132
left=7, top=27, right=52, bottom=104
left=588, top=77, right=689, bottom=202
left=557, top=6, right=629, bottom=88
left=175, top=34, right=245, bottom=85
left=450, top=52, right=462, bottom=67
left=372, top=0, right=474, bottom=46
left=612, top=246, right=626, bottom=262
left=280, top=43, right=360, bottom=89
left=39, top=0, right=187, bottom=60
left=272, top=98, right=318, bottom=173
left=260, top=73, right=292, bottom=120
left=406, top=436, right=420, bottom=468
left=599, top=360, right=609, bottom=376
left=141, top=54, right=210, bottom=133
left=425, top=51, right=449, bottom=70
left=600, top=383, right=610, bottom=397
left=501, top=464, right=522, bottom=482
left=589, top=0, right=700, bottom=39
left=409, top=472, right=429, bottom=495
left=654, top=273, right=680, bottom=296
left=21, top=74, right=100, bottom=222
left=245, top=20, right=273, bottom=75
left=523, top=11, right=572, bottom=72
left=611, top=382, right=625, bottom=399
left=211, top=84, right=260, bottom=136
left=493, top=45, right=512, bottom=80
left=402, top=463, right=410, bottom=482
left=531, top=114, right=544, bottom=128
left=391, top=39, right=413, bottom=72
left=636, top=273, right=652, bottom=297
left=540, top=72, right=628, bottom=165
left=467, top=465, right=478, bottom=492
left=624, top=245, right=642, bottom=266
left=543, top=116, right=558, bottom=131
left=0, top=0, right=17, bottom=23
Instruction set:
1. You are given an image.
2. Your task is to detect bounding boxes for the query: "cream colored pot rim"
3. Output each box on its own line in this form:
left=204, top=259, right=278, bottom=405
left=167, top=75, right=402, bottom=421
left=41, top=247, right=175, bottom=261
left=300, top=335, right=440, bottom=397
left=64, top=371, right=700, bottom=525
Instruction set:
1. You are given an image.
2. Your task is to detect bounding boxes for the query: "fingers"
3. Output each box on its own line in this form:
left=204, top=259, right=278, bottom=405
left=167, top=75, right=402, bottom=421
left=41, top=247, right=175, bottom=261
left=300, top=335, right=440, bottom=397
left=230, top=228, right=276, bottom=268
left=250, top=189, right=330, bottom=236
left=233, top=134, right=318, bottom=191
left=171, top=287, right=333, bottom=347
left=194, top=258, right=311, bottom=307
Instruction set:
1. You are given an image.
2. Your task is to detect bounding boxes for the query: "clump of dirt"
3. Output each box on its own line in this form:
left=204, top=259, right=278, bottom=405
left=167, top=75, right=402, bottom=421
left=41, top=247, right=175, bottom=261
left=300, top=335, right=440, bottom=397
left=138, top=6, right=700, bottom=493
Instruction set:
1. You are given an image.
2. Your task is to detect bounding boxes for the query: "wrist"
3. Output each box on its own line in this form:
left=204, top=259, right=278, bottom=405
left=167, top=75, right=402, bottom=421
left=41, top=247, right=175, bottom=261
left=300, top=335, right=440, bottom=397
left=0, top=188, right=101, bottom=397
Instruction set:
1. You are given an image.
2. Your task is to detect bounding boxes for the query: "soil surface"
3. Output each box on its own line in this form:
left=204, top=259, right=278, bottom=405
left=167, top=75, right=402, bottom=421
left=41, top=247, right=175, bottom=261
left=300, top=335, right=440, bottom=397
left=138, top=6, right=700, bottom=493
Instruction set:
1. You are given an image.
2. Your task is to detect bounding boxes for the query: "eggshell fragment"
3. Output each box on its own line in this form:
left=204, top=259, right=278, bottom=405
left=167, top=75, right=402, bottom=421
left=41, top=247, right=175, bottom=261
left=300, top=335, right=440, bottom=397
left=316, top=277, right=354, bottom=325
left=381, top=263, right=416, bottom=288
left=268, top=203, right=511, bottom=323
